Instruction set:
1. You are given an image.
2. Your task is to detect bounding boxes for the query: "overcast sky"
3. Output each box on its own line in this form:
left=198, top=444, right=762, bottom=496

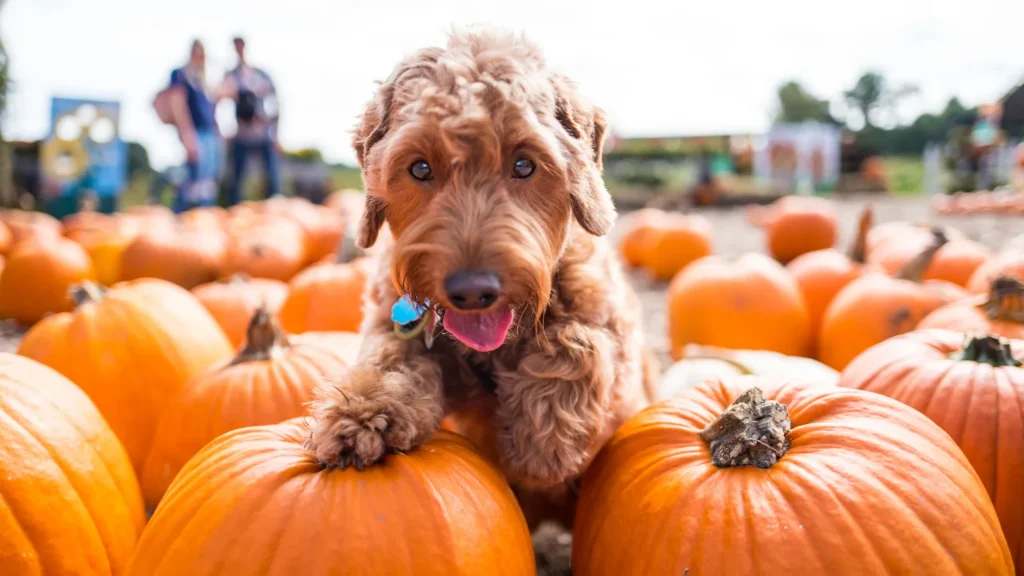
left=3, top=0, right=1022, bottom=169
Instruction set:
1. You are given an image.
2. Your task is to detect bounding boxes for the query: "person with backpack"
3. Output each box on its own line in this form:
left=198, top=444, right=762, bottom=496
left=222, top=36, right=280, bottom=205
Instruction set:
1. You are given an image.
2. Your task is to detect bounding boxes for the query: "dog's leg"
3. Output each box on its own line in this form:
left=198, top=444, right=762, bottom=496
left=306, top=318, right=444, bottom=470
left=495, top=321, right=615, bottom=488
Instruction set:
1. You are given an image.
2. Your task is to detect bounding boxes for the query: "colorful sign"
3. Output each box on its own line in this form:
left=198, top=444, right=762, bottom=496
left=753, top=123, right=840, bottom=194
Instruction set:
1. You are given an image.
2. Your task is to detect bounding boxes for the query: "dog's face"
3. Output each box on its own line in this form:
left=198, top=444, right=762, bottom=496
left=353, top=31, right=615, bottom=352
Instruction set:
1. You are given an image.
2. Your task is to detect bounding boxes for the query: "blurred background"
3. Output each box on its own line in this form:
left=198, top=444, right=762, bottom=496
left=0, top=0, right=1022, bottom=213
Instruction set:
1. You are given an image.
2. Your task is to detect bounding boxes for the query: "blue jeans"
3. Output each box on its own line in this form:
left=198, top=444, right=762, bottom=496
left=174, top=129, right=221, bottom=213
left=229, top=138, right=280, bottom=205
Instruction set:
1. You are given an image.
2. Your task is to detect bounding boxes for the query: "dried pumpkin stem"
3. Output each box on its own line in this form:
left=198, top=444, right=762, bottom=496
left=699, top=387, right=791, bottom=469
left=950, top=334, right=1022, bottom=368
left=847, top=205, right=873, bottom=264
left=231, top=306, right=289, bottom=365
left=978, top=277, right=1024, bottom=324
left=69, top=281, right=108, bottom=307
left=895, top=227, right=948, bottom=283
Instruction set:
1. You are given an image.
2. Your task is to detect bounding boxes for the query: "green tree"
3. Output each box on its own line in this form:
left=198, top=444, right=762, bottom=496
left=845, top=72, right=919, bottom=128
left=126, top=141, right=152, bottom=177
left=774, top=81, right=837, bottom=124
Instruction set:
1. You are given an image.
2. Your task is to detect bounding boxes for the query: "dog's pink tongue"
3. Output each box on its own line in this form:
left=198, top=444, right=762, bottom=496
left=443, top=307, right=514, bottom=352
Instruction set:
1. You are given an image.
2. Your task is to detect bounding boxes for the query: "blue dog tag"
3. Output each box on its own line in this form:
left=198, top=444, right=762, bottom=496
left=391, top=295, right=427, bottom=325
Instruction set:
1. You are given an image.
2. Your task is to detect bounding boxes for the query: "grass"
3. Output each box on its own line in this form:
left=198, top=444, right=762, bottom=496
left=883, top=156, right=925, bottom=196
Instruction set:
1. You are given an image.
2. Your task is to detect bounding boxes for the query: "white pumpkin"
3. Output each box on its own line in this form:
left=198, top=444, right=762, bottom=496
left=658, top=344, right=839, bottom=401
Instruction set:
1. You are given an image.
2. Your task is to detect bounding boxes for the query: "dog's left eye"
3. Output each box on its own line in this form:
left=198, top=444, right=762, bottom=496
left=409, top=160, right=433, bottom=182
left=512, top=158, right=536, bottom=179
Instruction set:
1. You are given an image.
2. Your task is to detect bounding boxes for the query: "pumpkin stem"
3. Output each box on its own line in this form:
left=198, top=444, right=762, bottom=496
left=847, top=205, right=873, bottom=264
left=895, top=227, right=948, bottom=283
left=951, top=334, right=1023, bottom=368
left=699, top=387, right=791, bottom=469
left=230, top=306, right=289, bottom=364
left=69, top=281, right=108, bottom=307
left=978, top=276, right=1024, bottom=324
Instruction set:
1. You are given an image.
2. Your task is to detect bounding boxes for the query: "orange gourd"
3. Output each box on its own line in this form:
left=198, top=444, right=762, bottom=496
left=918, top=276, right=1024, bottom=339
left=747, top=196, right=838, bottom=264
left=126, top=420, right=534, bottom=576
left=840, top=331, right=1024, bottom=571
left=140, top=308, right=357, bottom=508
left=222, top=218, right=307, bottom=281
left=787, top=205, right=872, bottom=353
left=641, top=213, right=713, bottom=281
left=0, top=237, right=96, bottom=325
left=191, top=275, right=289, bottom=349
left=121, top=226, right=228, bottom=289
left=17, top=280, right=233, bottom=474
left=617, top=208, right=666, bottom=268
left=1, top=209, right=62, bottom=246
left=572, top=377, right=1013, bottom=575
left=667, top=253, right=811, bottom=359
left=818, top=229, right=969, bottom=370
left=279, top=256, right=370, bottom=333
left=969, top=252, right=1024, bottom=294
left=0, top=353, right=145, bottom=576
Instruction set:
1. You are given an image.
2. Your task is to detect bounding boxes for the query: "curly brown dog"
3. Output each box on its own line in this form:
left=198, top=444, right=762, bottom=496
left=308, top=28, right=656, bottom=524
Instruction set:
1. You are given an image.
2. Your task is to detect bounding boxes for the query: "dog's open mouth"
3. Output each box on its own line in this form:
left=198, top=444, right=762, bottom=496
left=442, top=306, right=515, bottom=352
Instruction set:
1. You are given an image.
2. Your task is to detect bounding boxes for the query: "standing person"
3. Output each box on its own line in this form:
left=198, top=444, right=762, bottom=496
left=224, top=36, right=280, bottom=205
left=165, top=40, right=223, bottom=212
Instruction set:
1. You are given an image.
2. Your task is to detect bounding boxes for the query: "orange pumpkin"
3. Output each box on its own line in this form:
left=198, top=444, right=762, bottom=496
left=0, top=237, right=96, bottom=325
left=140, top=308, right=358, bottom=507
left=747, top=196, right=838, bottom=264
left=818, top=229, right=969, bottom=370
left=667, top=253, right=811, bottom=359
left=306, top=204, right=347, bottom=263
left=873, top=238, right=991, bottom=288
left=918, top=276, right=1024, bottom=339
left=17, top=279, right=233, bottom=474
left=279, top=257, right=370, bottom=333
left=126, top=420, right=534, bottom=576
left=222, top=218, right=307, bottom=281
left=640, top=213, right=713, bottom=281
left=62, top=210, right=114, bottom=239
left=969, top=252, right=1024, bottom=294
left=1, top=209, right=62, bottom=246
left=0, top=220, right=12, bottom=255
left=191, top=275, right=290, bottom=349
left=617, top=208, right=667, bottom=268
left=0, top=353, right=146, bottom=576
left=121, top=225, right=228, bottom=289
left=572, top=377, right=1013, bottom=575
left=66, top=225, right=136, bottom=287
left=866, top=221, right=965, bottom=258
left=840, top=331, right=1024, bottom=571
left=786, top=205, right=872, bottom=353
left=178, top=206, right=229, bottom=231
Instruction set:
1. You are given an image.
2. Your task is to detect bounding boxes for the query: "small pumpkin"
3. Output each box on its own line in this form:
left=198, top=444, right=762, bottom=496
left=306, top=204, right=347, bottom=263
left=121, top=225, right=228, bottom=289
left=66, top=225, right=136, bottom=287
left=126, top=420, right=534, bottom=576
left=178, top=206, right=228, bottom=231
left=918, top=276, right=1024, bottom=339
left=839, top=330, right=1024, bottom=571
left=572, top=377, right=1013, bottom=575
left=786, top=205, right=872, bottom=352
left=17, top=280, right=234, bottom=473
left=818, top=229, right=969, bottom=370
left=667, top=253, right=811, bottom=359
left=617, top=208, right=667, bottom=268
left=140, top=308, right=358, bottom=508
left=0, top=353, right=146, bottom=576
left=0, top=236, right=96, bottom=325
left=640, top=213, right=714, bottom=281
left=746, top=196, right=838, bottom=264
left=1, top=209, right=62, bottom=246
left=968, top=252, right=1024, bottom=294
left=191, top=274, right=290, bottom=349
left=658, top=343, right=838, bottom=400
left=222, top=218, right=307, bottom=281
left=279, top=256, right=370, bottom=334
left=867, top=223, right=985, bottom=287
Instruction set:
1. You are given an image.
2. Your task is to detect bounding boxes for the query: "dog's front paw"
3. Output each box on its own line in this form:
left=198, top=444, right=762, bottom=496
left=498, top=428, right=588, bottom=489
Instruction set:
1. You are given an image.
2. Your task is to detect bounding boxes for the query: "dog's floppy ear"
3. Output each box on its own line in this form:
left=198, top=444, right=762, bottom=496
left=552, top=74, right=616, bottom=237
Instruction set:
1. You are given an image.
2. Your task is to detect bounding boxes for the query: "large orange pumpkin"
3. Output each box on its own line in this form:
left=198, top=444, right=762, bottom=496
left=747, top=196, right=838, bottom=264
left=617, top=208, right=667, bottom=268
left=126, top=420, right=534, bottom=576
left=786, top=205, right=872, bottom=353
left=17, top=279, right=233, bottom=474
left=867, top=223, right=986, bottom=287
left=818, top=229, right=968, bottom=370
left=222, top=218, right=307, bottom=281
left=0, top=353, right=146, bottom=576
left=279, top=257, right=370, bottom=333
left=640, top=213, right=713, bottom=281
left=140, top=308, right=358, bottom=507
left=918, top=276, right=1024, bottom=339
left=667, top=253, right=811, bottom=359
left=191, top=275, right=289, bottom=349
left=1, top=209, right=62, bottom=246
left=969, top=252, right=1024, bottom=294
left=121, top=226, right=228, bottom=289
left=572, top=377, right=1013, bottom=575
left=0, top=237, right=96, bottom=325
left=840, top=330, right=1024, bottom=571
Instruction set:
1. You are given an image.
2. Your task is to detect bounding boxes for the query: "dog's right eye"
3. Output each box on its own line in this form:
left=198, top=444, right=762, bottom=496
left=408, top=160, right=433, bottom=182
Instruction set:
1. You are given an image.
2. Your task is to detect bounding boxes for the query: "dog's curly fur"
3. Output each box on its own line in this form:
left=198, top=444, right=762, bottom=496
left=307, top=28, right=656, bottom=523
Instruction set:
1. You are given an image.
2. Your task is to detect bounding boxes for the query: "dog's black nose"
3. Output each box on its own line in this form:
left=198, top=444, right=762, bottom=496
left=444, top=270, right=502, bottom=310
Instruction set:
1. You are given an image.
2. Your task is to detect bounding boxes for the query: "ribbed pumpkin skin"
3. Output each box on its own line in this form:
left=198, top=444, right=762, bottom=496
left=872, top=239, right=991, bottom=288
left=917, top=293, right=1024, bottom=339
left=127, top=421, right=534, bottom=576
left=16, top=279, right=234, bottom=474
left=572, top=377, right=1013, bottom=575
left=121, top=227, right=227, bottom=289
left=279, top=260, right=368, bottom=333
left=140, top=329, right=355, bottom=508
left=0, top=353, right=145, bottom=575
left=969, top=253, right=1024, bottom=293
left=0, top=237, right=96, bottom=325
left=191, top=278, right=289, bottom=349
left=839, top=330, right=1024, bottom=571
left=786, top=249, right=866, bottom=348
